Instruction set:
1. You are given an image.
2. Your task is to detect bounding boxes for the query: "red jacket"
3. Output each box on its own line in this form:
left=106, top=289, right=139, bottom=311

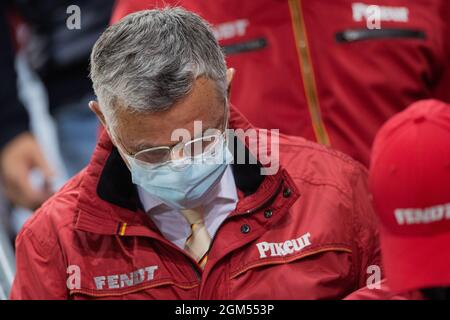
left=11, top=107, right=380, bottom=299
left=112, top=0, right=450, bottom=166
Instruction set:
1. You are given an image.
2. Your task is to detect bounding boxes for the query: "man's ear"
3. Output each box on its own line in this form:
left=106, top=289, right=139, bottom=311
left=88, top=100, right=117, bottom=144
left=226, top=68, right=236, bottom=97
left=88, top=101, right=107, bottom=127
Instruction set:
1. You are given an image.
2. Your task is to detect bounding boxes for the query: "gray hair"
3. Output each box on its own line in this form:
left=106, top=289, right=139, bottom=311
left=90, top=7, right=227, bottom=127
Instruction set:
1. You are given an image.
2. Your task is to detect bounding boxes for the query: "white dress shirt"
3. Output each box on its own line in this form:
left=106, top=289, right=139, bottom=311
left=137, top=166, right=238, bottom=249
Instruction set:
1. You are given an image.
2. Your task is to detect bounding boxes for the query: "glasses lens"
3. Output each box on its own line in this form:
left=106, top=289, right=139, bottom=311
left=133, top=131, right=226, bottom=165
left=183, top=134, right=224, bottom=158
left=135, top=147, right=170, bottom=164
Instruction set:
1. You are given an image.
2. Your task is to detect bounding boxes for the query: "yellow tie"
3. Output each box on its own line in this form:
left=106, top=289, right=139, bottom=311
left=180, top=208, right=211, bottom=269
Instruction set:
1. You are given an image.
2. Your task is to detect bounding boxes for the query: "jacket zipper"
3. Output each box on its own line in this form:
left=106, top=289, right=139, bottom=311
left=197, top=181, right=285, bottom=298
left=288, top=0, right=330, bottom=146
left=197, top=200, right=275, bottom=299
left=335, top=28, right=426, bottom=43
left=204, top=180, right=283, bottom=272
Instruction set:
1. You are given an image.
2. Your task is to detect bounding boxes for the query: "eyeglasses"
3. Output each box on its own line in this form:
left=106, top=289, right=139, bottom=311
left=116, top=100, right=229, bottom=166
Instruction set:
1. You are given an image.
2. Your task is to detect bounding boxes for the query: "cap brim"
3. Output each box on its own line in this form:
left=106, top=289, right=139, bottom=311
left=380, top=226, right=450, bottom=293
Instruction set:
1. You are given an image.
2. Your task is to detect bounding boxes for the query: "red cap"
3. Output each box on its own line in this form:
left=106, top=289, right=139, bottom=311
left=369, top=99, right=450, bottom=293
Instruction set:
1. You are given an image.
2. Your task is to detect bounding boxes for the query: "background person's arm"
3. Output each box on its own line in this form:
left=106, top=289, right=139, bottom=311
left=432, top=1, right=450, bottom=103
left=0, top=4, right=53, bottom=210
left=349, top=164, right=383, bottom=292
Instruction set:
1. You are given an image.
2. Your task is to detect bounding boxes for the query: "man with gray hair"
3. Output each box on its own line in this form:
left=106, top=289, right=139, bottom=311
left=10, top=8, right=381, bottom=299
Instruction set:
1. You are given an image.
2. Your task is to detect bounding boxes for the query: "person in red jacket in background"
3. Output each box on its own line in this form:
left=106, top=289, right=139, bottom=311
left=112, top=0, right=450, bottom=166
left=344, top=99, right=450, bottom=300
left=369, top=99, right=450, bottom=300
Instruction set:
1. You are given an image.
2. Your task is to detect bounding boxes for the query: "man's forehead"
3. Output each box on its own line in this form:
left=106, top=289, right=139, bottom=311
left=132, top=110, right=223, bottom=147
left=113, top=77, right=225, bottom=150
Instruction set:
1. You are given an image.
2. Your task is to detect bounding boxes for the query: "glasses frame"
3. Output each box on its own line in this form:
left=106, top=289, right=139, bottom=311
left=116, top=98, right=229, bottom=166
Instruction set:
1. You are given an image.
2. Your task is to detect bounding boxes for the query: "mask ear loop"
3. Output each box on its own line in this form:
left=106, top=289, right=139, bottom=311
left=224, top=97, right=230, bottom=132
left=224, top=96, right=234, bottom=146
left=222, top=98, right=234, bottom=165
left=203, top=98, right=230, bottom=164
left=106, top=127, right=139, bottom=172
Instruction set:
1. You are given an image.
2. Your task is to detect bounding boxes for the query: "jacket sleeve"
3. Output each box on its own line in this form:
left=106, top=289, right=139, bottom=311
left=10, top=224, right=68, bottom=300
left=0, top=5, right=30, bottom=150
left=346, top=166, right=424, bottom=300
left=350, top=164, right=383, bottom=291
left=432, top=51, right=450, bottom=103
left=432, top=2, right=450, bottom=103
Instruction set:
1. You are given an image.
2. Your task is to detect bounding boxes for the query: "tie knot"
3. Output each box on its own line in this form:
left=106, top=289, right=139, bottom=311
left=180, top=207, right=204, bottom=225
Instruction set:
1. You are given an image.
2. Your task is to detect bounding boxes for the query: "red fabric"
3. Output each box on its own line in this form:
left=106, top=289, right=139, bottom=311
left=369, top=99, right=450, bottom=293
left=112, top=0, right=450, bottom=166
left=344, top=279, right=424, bottom=300
left=11, top=107, right=381, bottom=299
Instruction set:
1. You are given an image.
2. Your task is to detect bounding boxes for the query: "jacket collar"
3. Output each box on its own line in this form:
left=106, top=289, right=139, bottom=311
left=74, top=105, right=297, bottom=235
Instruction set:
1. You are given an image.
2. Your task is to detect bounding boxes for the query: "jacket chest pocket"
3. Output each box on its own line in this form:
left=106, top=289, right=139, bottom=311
left=228, top=245, right=356, bottom=300
left=66, top=262, right=199, bottom=300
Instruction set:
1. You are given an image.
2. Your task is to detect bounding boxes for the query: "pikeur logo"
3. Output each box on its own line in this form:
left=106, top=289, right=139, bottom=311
left=352, top=2, right=409, bottom=23
left=94, top=265, right=158, bottom=290
left=256, top=233, right=312, bottom=259
left=395, top=203, right=450, bottom=225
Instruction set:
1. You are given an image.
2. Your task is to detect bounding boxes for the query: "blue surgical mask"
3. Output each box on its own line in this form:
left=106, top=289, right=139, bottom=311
left=124, top=135, right=233, bottom=209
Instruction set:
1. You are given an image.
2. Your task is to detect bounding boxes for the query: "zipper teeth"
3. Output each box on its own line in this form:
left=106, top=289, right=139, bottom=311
left=288, top=0, right=330, bottom=146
